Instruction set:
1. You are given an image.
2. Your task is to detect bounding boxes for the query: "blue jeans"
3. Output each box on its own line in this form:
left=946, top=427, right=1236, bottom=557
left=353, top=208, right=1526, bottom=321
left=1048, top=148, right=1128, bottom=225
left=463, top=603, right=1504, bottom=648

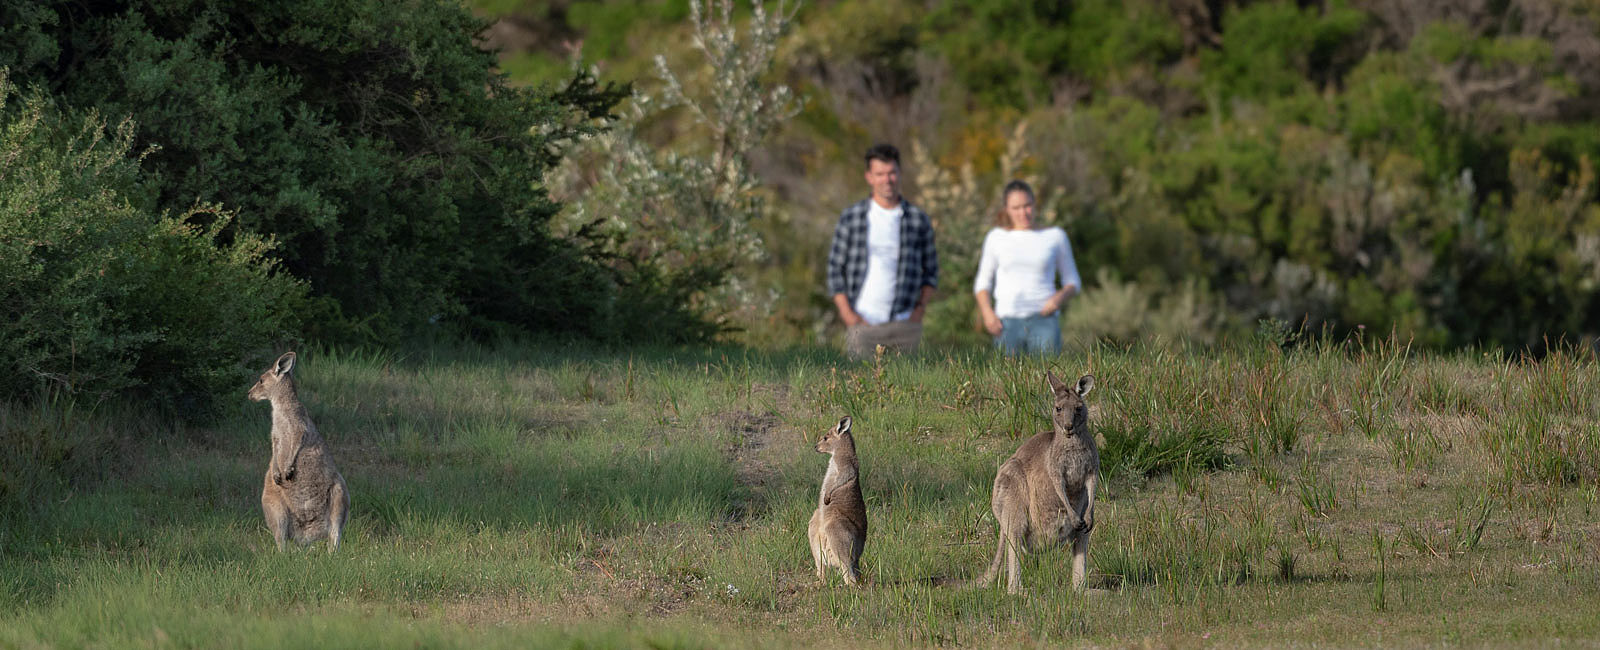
left=995, top=314, right=1062, bottom=356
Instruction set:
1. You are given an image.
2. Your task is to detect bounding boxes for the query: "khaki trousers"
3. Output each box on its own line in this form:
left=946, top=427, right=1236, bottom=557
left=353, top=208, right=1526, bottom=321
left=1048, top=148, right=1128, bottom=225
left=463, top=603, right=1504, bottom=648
left=844, top=320, right=923, bottom=361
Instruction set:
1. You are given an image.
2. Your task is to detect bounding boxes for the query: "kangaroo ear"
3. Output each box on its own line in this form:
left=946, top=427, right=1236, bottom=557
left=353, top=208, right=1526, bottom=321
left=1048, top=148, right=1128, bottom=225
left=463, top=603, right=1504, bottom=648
left=837, top=416, right=852, bottom=435
left=1046, top=371, right=1069, bottom=395
left=1076, top=374, right=1095, bottom=397
left=274, top=351, right=297, bottom=377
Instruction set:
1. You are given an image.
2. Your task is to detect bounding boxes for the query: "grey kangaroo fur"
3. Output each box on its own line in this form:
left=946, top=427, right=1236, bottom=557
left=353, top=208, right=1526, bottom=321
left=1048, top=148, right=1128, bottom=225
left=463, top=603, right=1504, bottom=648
left=972, top=372, right=1098, bottom=594
left=808, top=416, right=867, bottom=585
left=248, top=351, right=349, bottom=552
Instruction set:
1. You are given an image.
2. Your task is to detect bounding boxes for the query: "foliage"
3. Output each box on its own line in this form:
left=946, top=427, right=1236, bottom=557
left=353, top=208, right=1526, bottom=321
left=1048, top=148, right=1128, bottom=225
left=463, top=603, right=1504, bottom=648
left=0, top=0, right=626, bottom=345
left=554, top=0, right=802, bottom=342
left=1200, top=1, right=1367, bottom=100
left=919, top=0, right=1076, bottom=106
left=475, top=0, right=1600, bottom=351
left=0, top=73, right=304, bottom=413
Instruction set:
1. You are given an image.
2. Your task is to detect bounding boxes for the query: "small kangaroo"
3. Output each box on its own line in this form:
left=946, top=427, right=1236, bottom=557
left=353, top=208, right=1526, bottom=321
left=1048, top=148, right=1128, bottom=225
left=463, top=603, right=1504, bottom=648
left=973, top=372, right=1098, bottom=594
left=248, top=351, right=349, bottom=552
left=808, top=416, right=867, bottom=586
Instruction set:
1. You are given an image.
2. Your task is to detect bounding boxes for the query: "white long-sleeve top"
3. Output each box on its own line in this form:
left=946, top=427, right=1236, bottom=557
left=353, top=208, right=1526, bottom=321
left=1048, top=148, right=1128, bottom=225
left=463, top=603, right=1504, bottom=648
left=973, top=226, right=1081, bottom=318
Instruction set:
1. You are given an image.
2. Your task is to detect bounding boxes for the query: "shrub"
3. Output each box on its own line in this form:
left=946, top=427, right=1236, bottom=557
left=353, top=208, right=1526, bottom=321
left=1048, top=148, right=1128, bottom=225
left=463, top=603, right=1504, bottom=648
left=0, top=0, right=627, bottom=344
left=0, top=72, right=304, bottom=414
left=553, top=0, right=801, bottom=342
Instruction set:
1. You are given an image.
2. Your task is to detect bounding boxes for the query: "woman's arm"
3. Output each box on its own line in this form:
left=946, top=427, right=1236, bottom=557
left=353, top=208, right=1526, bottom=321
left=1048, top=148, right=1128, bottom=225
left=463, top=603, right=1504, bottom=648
left=973, top=231, right=1003, bottom=335
left=976, top=289, right=1003, bottom=335
left=1040, top=229, right=1082, bottom=316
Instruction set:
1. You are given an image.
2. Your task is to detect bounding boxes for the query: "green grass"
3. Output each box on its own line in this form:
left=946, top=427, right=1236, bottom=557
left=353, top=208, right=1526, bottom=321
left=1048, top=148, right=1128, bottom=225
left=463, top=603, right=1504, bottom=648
left=3, top=339, right=1600, bottom=647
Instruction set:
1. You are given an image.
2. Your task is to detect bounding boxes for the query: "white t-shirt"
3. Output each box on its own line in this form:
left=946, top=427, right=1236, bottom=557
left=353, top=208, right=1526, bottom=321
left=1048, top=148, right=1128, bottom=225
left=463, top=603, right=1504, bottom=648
left=854, top=199, right=905, bottom=325
left=973, top=226, right=1081, bottom=319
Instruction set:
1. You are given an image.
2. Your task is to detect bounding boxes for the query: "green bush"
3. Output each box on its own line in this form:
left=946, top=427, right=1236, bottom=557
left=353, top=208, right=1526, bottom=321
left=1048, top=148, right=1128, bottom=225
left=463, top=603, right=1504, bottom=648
left=0, top=0, right=626, bottom=344
left=1201, top=1, right=1367, bottom=101
left=123, top=0, right=1600, bottom=352
left=0, top=74, right=304, bottom=414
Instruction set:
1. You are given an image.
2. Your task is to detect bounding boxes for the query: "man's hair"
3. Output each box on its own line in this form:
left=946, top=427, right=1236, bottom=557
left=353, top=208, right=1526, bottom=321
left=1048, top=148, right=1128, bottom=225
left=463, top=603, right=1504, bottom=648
left=864, top=143, right=900, bottom=168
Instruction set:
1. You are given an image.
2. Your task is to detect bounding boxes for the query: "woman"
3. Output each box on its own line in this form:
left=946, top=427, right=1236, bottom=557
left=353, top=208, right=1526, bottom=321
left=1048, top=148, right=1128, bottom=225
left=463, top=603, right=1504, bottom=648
left=973, top=180, right=1081, bottom=355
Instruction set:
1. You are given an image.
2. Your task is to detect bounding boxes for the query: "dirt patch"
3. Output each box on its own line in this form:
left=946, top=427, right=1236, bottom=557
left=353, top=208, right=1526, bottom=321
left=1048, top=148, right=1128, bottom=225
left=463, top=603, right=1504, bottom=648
left=719, top=407, right=790, bottom=521
left=724, top=410, right=783, bottom=490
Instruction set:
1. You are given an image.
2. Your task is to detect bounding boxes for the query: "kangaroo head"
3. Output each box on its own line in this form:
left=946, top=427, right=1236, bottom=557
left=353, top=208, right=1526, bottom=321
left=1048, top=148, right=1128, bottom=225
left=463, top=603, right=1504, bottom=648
left=1046, top=371, right=1094, bottom=435
left=816, top=416, right=854, bottom=455
left=248, top=351, right=297, bottom=402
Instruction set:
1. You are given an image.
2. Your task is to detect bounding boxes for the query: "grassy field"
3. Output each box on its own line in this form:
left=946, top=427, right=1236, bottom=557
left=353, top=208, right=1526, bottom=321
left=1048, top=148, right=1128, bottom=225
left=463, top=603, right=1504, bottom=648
left=3, top=337, right=1599, bottom=648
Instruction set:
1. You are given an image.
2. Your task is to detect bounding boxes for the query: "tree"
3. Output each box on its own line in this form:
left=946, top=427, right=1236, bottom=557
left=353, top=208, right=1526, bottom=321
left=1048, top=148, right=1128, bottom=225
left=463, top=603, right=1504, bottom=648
left=0, top=0, right=625, bottom=343
left=554, top=0, right=802, bottom=341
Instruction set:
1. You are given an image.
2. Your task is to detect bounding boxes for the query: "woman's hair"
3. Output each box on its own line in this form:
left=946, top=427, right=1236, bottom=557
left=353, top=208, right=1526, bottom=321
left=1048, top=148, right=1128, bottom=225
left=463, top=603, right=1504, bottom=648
left=993, top=179, right=1036, bottom=227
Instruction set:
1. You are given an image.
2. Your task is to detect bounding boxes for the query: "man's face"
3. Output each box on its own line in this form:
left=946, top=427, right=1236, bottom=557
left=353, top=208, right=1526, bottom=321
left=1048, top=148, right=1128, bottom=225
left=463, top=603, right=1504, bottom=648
left=865, top=159, right=900, bottom=203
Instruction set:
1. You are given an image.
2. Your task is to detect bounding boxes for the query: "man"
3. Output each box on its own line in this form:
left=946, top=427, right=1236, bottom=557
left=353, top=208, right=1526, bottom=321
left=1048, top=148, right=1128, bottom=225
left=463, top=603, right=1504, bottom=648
left=827, top=143, right=939, bottom=360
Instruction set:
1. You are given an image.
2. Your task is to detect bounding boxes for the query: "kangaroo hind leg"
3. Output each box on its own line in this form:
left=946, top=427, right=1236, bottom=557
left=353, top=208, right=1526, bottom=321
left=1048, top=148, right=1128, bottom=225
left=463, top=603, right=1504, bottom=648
left=824, top=521, right=862, bottom=586
left=262, top=491, right=292, bottom=552
left=1070, top=528, right=1091, bottom=590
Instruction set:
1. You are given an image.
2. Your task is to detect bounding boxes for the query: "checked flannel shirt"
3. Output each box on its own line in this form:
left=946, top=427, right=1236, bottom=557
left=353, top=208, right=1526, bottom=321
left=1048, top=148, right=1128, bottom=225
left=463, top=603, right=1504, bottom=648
left=826, top=198, right=940, bottom=318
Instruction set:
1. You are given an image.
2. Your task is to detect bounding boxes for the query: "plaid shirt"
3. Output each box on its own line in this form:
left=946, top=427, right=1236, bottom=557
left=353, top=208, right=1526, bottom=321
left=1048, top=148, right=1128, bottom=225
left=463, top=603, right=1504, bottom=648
left=826, top=198, right=939, bottom=316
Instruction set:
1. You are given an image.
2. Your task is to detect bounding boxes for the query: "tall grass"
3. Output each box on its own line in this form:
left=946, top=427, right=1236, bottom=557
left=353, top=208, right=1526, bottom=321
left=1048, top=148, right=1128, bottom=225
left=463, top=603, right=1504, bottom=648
left=4, top=337, right=1600, bottom=646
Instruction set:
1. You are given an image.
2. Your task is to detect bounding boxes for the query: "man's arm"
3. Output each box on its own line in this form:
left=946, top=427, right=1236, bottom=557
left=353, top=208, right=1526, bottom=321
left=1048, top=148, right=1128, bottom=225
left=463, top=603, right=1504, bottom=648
left=827, top=210, right=862, bottom=327
left=834, top=293, right=863, bottom=327
left=910, top=285, right=934, bottom=323
left=912, top=210, right=939, bottom=323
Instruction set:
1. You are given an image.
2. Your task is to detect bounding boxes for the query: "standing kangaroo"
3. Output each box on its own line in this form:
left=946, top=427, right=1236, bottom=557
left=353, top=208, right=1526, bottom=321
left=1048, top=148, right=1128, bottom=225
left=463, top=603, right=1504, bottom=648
left=248, top=351, right=349, bottom=552
left=808, top=416, right=867, bottom=586
left=973, top=372, right=1097, bottom=594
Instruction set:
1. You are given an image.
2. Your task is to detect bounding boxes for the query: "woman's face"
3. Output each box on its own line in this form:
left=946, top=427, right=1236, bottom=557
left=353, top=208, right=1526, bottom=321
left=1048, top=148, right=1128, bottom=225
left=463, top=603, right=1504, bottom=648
left=1004, top=190, right=1035, bottom=230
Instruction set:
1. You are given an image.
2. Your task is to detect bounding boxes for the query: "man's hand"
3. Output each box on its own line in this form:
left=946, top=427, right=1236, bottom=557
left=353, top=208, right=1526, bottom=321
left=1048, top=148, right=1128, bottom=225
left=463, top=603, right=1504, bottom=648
left=910, top=286, right=935, bottom=323
left=832, top=293, right=864, bottom=327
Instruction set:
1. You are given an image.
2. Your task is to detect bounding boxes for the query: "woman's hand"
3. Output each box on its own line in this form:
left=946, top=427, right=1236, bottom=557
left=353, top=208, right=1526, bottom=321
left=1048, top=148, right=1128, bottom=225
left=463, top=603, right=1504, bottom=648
left=1040, top=285, right=1077, bottom=316
left=982, top=313, right=1004, bottom=336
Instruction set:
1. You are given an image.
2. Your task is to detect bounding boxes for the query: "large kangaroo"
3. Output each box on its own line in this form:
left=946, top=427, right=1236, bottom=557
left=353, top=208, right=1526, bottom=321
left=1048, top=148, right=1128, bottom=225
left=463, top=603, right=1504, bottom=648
left=808, top=416, right=867, bottom=585
left=973, top=372, right=1097, bottom=594
left=248, top=351, right=349, bottom=552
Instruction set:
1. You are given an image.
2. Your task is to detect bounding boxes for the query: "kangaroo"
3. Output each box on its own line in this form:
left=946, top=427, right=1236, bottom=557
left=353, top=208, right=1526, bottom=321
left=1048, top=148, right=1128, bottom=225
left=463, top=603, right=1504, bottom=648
left=973, top=372, right=1098, bottom=594
left=808, top=416, right=867, bottom=586
left=248, top=351, right=349, bottom=552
